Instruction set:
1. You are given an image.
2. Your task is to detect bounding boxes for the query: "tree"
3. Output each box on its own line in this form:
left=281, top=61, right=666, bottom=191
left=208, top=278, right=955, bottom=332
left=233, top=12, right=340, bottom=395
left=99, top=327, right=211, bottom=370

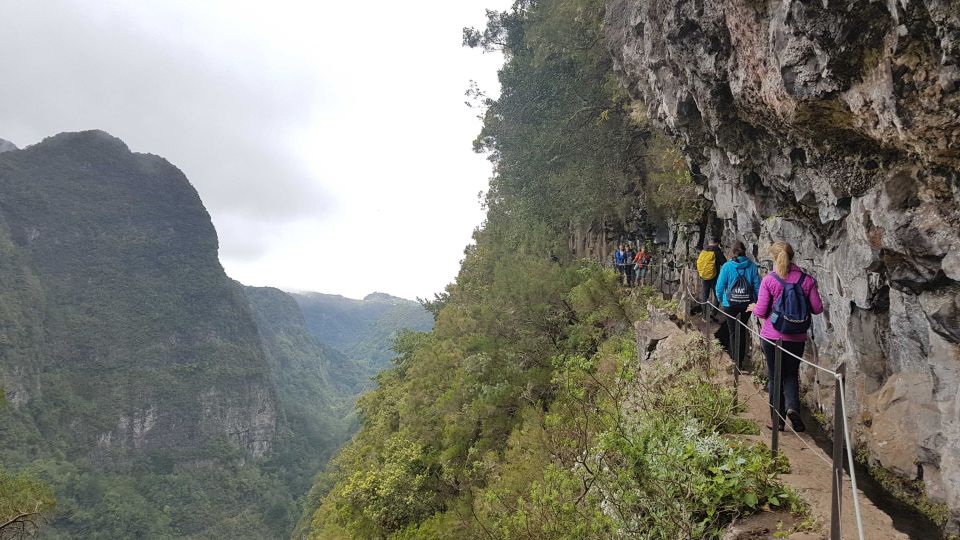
left=0, top=468, right=55, bottom=539
left=465, top=0, right=651, bottom=251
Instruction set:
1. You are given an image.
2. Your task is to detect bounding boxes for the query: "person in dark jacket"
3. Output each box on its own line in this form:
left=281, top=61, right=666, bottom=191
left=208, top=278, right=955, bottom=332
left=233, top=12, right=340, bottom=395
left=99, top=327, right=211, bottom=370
left=614, top=244, right=625, bottom=284
left=624, top=245, right=637, bottom=287
left=715, top=241, right=761, bottom=368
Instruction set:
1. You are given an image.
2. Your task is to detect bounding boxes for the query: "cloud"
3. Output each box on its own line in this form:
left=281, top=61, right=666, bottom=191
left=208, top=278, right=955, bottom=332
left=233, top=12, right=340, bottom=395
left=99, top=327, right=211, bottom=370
left=0, top=0, right=332, bottom=229
left=0, top=0, right=511, bottom=298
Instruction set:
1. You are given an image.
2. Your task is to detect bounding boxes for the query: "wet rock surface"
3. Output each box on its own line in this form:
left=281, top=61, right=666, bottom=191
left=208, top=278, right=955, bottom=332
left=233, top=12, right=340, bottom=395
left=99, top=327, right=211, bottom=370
left=606, top=0, right=960, bottom=531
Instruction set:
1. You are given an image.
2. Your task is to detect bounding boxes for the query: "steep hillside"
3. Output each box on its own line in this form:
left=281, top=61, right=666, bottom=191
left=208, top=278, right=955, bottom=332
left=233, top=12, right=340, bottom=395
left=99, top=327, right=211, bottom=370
left=243, top=286, right=363, bottom=499
left=292, top=291, right=433, bottom=372
left=0, top=131, right=310, bottom=537
left=605, top=0, right=960, bottom=531
left=0, top=130, right=276, bottom=460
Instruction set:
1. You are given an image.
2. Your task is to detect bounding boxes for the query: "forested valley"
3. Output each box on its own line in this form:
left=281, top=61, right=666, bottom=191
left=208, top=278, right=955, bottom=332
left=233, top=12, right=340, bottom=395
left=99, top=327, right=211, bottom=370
left=3, top=0, right=959, bottom=537
left=0, top=130, right=432, bottom=538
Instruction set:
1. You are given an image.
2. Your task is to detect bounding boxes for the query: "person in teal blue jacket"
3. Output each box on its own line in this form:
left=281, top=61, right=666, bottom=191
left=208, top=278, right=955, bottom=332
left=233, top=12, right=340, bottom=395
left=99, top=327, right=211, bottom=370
left=715, top=241, right=762, bottom=368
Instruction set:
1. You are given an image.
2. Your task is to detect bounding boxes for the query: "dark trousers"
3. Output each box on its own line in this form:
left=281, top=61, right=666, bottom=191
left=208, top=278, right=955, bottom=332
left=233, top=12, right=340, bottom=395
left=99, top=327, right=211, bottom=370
left=723, top=305, right=749, bottom=367
left=625, top=265, right=636, bottom=286
left=763, top=340, right=806, bottom=421
left=700, top=278, right=717, bottom=317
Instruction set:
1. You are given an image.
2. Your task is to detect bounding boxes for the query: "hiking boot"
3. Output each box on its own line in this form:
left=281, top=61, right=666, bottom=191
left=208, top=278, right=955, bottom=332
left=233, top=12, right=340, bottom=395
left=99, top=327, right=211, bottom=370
left=787, top=410, right=806, bottom=432
left=766, top=421, right=785, bottom=432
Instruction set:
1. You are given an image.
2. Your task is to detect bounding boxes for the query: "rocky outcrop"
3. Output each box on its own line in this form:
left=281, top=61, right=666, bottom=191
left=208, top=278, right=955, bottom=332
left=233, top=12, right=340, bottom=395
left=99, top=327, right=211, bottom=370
left=0, top=138, right=16, bottom=154
left=606, top=0, right=960, bottom=531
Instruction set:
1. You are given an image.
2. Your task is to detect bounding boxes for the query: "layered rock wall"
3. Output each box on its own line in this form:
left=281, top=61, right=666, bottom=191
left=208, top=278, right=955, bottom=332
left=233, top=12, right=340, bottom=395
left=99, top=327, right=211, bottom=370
left=605, top=0, right=960, bottom=530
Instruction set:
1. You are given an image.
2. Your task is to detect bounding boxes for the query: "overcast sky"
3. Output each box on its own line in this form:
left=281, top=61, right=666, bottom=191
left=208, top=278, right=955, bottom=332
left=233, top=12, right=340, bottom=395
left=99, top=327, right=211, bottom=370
left=0, top=0, right=510, bottom=300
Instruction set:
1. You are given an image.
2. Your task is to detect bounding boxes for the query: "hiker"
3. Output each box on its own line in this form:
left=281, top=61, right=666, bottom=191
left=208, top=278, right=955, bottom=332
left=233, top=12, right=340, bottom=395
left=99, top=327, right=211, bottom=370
left=634, top=245, right=652, bottom=286
left=695, top=236, right=726, bottom=320
left=614, top=244, right=625, bottom=283
left=750, top=241, right=823, bottom=433
left=715, top=241, right=761, bottom=369
left=624, top=244, right=637, bottom=286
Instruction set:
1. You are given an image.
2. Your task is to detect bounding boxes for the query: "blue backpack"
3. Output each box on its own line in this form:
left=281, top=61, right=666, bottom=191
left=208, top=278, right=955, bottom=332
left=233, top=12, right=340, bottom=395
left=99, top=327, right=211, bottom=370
left=770, top=273, right=811, bottom=334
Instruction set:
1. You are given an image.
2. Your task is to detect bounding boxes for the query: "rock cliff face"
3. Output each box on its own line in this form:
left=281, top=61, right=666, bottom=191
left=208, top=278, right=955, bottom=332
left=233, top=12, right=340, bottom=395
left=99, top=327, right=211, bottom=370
left=0, top=130, right=277, bottom=459
left=605, top=0, right=960, bottom=530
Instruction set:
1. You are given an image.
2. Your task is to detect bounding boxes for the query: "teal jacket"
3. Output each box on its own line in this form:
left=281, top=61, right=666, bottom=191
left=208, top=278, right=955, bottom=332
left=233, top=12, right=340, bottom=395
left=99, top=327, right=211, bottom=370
left=715, top=256, right=762, bottom=308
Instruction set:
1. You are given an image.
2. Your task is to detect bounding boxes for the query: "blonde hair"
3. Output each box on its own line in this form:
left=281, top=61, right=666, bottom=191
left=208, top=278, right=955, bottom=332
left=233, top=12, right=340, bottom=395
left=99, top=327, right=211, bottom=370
left=768, top=241, right=794, bottom=277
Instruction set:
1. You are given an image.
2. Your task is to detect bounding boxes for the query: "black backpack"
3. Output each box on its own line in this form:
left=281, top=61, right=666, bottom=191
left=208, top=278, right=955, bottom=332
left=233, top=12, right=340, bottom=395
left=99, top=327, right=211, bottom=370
left=726, top=268, right=753, bottom=308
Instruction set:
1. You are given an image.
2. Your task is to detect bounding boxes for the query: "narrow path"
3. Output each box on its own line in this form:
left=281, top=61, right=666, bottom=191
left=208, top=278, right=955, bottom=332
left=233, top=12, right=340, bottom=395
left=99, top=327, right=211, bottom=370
left=695, top=319, right=908, bottom=540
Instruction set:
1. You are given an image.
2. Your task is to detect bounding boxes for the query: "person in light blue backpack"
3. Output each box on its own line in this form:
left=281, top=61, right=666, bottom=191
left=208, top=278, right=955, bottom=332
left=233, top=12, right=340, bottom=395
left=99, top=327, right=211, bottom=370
left=715, top=241, right=761, bottom=369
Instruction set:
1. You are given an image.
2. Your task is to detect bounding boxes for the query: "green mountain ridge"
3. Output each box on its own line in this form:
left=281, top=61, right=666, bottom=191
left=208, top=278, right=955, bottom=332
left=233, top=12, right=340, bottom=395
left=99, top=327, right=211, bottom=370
left=291, top=291, right=434, bottom=373
left=0, top=130, right=428, bottom=538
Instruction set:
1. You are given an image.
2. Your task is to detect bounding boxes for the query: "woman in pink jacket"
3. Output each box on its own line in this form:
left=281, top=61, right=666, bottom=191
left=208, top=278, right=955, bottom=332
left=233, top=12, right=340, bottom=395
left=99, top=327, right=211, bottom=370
left=750, top=241, right=823, bottom=432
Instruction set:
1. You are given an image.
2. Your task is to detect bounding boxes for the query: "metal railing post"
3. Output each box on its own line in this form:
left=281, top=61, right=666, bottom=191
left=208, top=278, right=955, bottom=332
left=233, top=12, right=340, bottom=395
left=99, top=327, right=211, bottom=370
left=705, top=326, right=712, bottom=377
left=658, top=260, right=664, bottom=291
left=702, top=279, right=709, bottom=324
left=733, top=315, right=742, bottom=372
left=732, top=314, right=740, bottom=401
left=830, top=363, right=847, bottom=540
left=771, top=339, right=783, bottom=457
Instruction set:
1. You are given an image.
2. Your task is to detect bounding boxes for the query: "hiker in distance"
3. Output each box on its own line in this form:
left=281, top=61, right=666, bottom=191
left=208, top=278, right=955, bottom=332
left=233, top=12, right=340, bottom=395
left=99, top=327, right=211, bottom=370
left=715, top=241, right=761, bottom=369
left=635, top=244, right=652, bottom=286
left=696, top=236, right=727, bottom=321
left=749, top=241, right=823, bottom=432
left=614, top=244, right=625, bottom=283
left=624, top=244, right=637, bottom=287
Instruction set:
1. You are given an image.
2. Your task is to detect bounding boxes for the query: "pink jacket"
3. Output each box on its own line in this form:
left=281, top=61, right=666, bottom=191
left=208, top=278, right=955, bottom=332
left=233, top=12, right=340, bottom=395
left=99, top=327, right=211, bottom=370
left=753, top=264, right=824, bottom=342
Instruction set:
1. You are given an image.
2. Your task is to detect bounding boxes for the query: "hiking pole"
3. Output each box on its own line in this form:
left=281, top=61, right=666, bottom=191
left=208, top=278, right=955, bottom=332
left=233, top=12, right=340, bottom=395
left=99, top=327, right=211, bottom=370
left=771, top=339, right=783, bottom=457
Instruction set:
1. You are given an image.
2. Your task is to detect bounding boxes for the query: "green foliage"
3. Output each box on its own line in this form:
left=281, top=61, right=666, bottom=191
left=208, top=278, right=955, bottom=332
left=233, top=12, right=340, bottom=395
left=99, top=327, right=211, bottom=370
left=293, top=292, right=434, bottom=375
left=467, top=0, right=651, bottom=247
left=305, top=249, right=798, bottom=538
left=855, top=453, right=950, bottom=528
left=464, top=0, right=705, bottom=252
left=641, top=131, right=706, bottom=223
left=521, top=332, right=799, bottom=539
left=23, top=450, right=306, bottom=540
left=338, top=434, right=445, bottom=533
left=477, top=463, right=614, bottom=539
left=0, top=466, right=55, bottom=538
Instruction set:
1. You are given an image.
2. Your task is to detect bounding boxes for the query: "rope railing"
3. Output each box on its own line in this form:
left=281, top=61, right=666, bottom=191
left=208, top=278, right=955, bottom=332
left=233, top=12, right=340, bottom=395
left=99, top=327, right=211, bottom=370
left=676, top=265, right=866, bottom=540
